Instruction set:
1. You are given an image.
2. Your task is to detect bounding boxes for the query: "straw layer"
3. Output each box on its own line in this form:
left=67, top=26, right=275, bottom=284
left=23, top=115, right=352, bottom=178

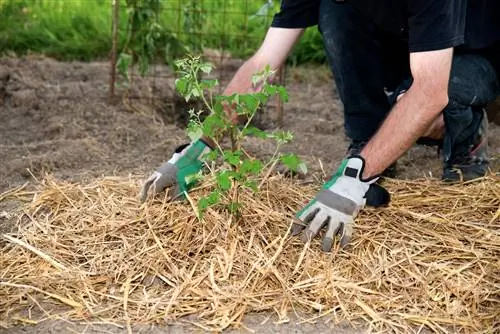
left=0, top=174, right=499, bottom=333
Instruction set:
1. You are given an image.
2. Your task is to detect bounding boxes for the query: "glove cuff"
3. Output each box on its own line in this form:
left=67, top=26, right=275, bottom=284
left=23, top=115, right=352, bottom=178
left=344, top=155, right=379, bottom=184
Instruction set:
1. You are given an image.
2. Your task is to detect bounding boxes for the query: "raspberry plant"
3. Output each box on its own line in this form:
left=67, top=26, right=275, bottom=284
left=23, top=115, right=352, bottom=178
left=174, top=55, right=307, bottom=217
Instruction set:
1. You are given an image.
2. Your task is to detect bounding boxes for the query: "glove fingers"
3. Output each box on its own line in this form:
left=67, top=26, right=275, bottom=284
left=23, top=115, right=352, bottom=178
left=170, top=183, right=185, bottom=202
left=322, top=219, right=342, bottom=252
left=291, top=206, right=319, bottom=236
left=139, top=173, right=160, bottom=202
left=301, top=210, right=329, bottom=243
left=291, top=220, right=306, bottom=236
left=339, top=221, right=354, bottom=248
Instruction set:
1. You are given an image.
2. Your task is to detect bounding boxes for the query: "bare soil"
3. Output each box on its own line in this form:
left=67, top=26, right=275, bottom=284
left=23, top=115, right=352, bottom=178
left=0, top=55, right=499, bottom=334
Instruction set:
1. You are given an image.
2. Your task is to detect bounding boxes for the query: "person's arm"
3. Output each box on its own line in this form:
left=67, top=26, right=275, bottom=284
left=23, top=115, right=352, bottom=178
left=201, top=27, right=303, bottom=147
left=223, top=27, right=304, bottom=97
left=360, top=48, right=453, bottom=178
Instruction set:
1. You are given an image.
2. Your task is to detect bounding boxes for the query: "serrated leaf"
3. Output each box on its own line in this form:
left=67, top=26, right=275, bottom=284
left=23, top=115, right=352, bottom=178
left=200, top=79, right=218, bottom=90
left=241, top=126, right=268, bottom=139
left=254, top=92, right=269, bottom=104
left=175, top=78, right=188, bottom=95
left=251, top=73, right=262, bottom=87
left=187, top=125, right=203, bottom=141
left=240, top=159, right=263, bottom=175
left=202, top=150, right=218, bottom=162
left=191, top=86, right=202, bottom=97
left=244, top=180, right=258, bottom=192
left=239, top=94, right=260, bottom=115
left=279, top=153, right=301, bottom=171
left=223, top=150, right=242, bottom=167
left=198, top=197, right=209, bottom=211
left=213, top=101, right=224, bottom=115
left=272, top=130, right=294, bottom=144
left=207, top=191, right=220, bottom=205
left=200, top=63, right=213, bottom=74
left=185, top=171, right=203, bottom=185
left=263, top=84, right=278, bottom=96
left=202, top=113, right=226, bottom=137
left=277, top=86, right=289, bottom=102
left=216, top=171, right=232, bottom=191
left=298, top=162, right=308, bottom=175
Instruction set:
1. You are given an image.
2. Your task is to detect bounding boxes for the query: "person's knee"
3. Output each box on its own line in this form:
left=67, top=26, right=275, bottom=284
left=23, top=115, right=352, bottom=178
left=448, top=54, right=499, bottom=106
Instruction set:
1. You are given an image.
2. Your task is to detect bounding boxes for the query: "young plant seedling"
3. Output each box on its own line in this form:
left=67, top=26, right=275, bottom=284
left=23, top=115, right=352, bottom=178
left=174, top=55, right=307, bottom=218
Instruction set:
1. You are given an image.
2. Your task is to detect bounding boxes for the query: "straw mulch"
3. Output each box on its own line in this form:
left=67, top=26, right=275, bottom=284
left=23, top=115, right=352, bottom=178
left=0, top=174, right=499, bottom=333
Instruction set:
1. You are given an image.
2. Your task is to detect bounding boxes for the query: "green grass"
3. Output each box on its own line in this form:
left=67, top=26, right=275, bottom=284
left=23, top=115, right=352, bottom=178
left=0, top=0, right=327, bottom=64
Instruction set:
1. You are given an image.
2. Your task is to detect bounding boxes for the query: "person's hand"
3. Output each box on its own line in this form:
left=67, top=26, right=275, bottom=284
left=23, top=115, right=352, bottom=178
left=292, top=156, right=390, bottom=251
left=139, top=139, right=213, bottom=202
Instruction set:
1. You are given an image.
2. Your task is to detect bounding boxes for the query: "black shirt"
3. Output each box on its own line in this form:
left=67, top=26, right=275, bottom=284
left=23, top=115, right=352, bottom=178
left=271, top=0, right=500, bottom=53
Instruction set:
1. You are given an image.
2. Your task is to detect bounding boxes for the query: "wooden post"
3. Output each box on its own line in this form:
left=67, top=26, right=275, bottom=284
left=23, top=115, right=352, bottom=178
left=109, top=0, right=120, bottom=100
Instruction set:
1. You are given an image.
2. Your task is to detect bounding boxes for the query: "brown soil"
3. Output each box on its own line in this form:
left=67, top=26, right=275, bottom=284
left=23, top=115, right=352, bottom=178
left=0, top=55, right=499, bottom=334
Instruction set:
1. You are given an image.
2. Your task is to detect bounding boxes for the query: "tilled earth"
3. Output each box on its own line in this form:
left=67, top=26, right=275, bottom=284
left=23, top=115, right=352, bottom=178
left=0, top=55, right=499, bottom=334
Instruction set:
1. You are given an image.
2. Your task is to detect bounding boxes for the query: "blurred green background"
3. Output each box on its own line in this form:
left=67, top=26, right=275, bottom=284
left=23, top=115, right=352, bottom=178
left=0, top=0, right=326, bottom=65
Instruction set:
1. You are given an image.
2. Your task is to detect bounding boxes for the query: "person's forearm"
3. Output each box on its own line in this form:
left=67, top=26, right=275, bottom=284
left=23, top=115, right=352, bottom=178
left=200, top=56, right=271, bottom=148
left=360, top=86, right=448, bottom=179
left=223, top=55, right=274, bottom=96
left=198, top=27, right=303, bottom=147
left=221, top=55, right=276, bottom=123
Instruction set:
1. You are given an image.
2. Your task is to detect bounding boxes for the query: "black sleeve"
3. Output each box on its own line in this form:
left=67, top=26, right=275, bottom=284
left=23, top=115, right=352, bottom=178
left=407, top=0, right=466, bottom=52
left=271, top=0, right=321, bottom=29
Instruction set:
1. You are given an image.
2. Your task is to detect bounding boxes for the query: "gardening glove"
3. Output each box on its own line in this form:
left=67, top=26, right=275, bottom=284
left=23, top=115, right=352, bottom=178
left=292, top=155, right=389, bottom=251
left=139, top=139, right=213, bottom=202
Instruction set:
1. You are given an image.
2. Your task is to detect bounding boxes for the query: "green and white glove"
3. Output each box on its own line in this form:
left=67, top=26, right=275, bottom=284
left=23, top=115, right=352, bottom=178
left=292, top=156, right=388, bottom=251
left=139, top=139, right=213, bottom=202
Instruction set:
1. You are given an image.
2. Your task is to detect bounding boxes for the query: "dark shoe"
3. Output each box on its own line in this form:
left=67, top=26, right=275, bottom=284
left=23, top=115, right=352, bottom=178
left=442, top=108, right=490, bottom=182
left=347, top=141, right=397, bottom=178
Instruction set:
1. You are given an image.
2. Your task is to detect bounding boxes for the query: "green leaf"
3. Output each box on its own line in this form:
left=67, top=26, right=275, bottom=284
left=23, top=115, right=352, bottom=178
left=297, top=162, right=308, bottom=175
left=185, top=171, right=203, bottom=185
left=225, top=93, right=239, bottom=106
left=213, top=101, right=224, bottom=115
left=243, top=180, right=258, bottom=192
left=202, top=150, right=219, bottom=162
left=207, top=191, right=220, bottom=205
left=200, top=79, right=218, bottom=90
left=191, top=86, right=202, bottom=97
left=263, top=84, right=278, bottom=96
left=198, top=197, right=210, bottom=212
left=241, top=126, right=268, bottom=139
left=198, top=191, right=220, bottom=217
left=240, top=159, right=263, bottom=175
left=200, top=62, right=214, bottom=74
left=202, top=113, right=226, bottom=137
left=116, top=53, right=132, bottom=81
left=216, top=171, right=232, bottom=191
left=251, top=72, right=262, bottom=87
left=186, top=122, right=203, bottom=141
left=223, top=150, right=242, bottom=167
left=279, top=153, right=303, bottom=172
left=239, top=94, right=260, bottom=116
left=277, top=86, right=289, bottom=103
left=272, top=130, right=294, bottom=144
left=175, top=78, right=188, bottom=96
left=254, top=92, right=269, bottom=104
